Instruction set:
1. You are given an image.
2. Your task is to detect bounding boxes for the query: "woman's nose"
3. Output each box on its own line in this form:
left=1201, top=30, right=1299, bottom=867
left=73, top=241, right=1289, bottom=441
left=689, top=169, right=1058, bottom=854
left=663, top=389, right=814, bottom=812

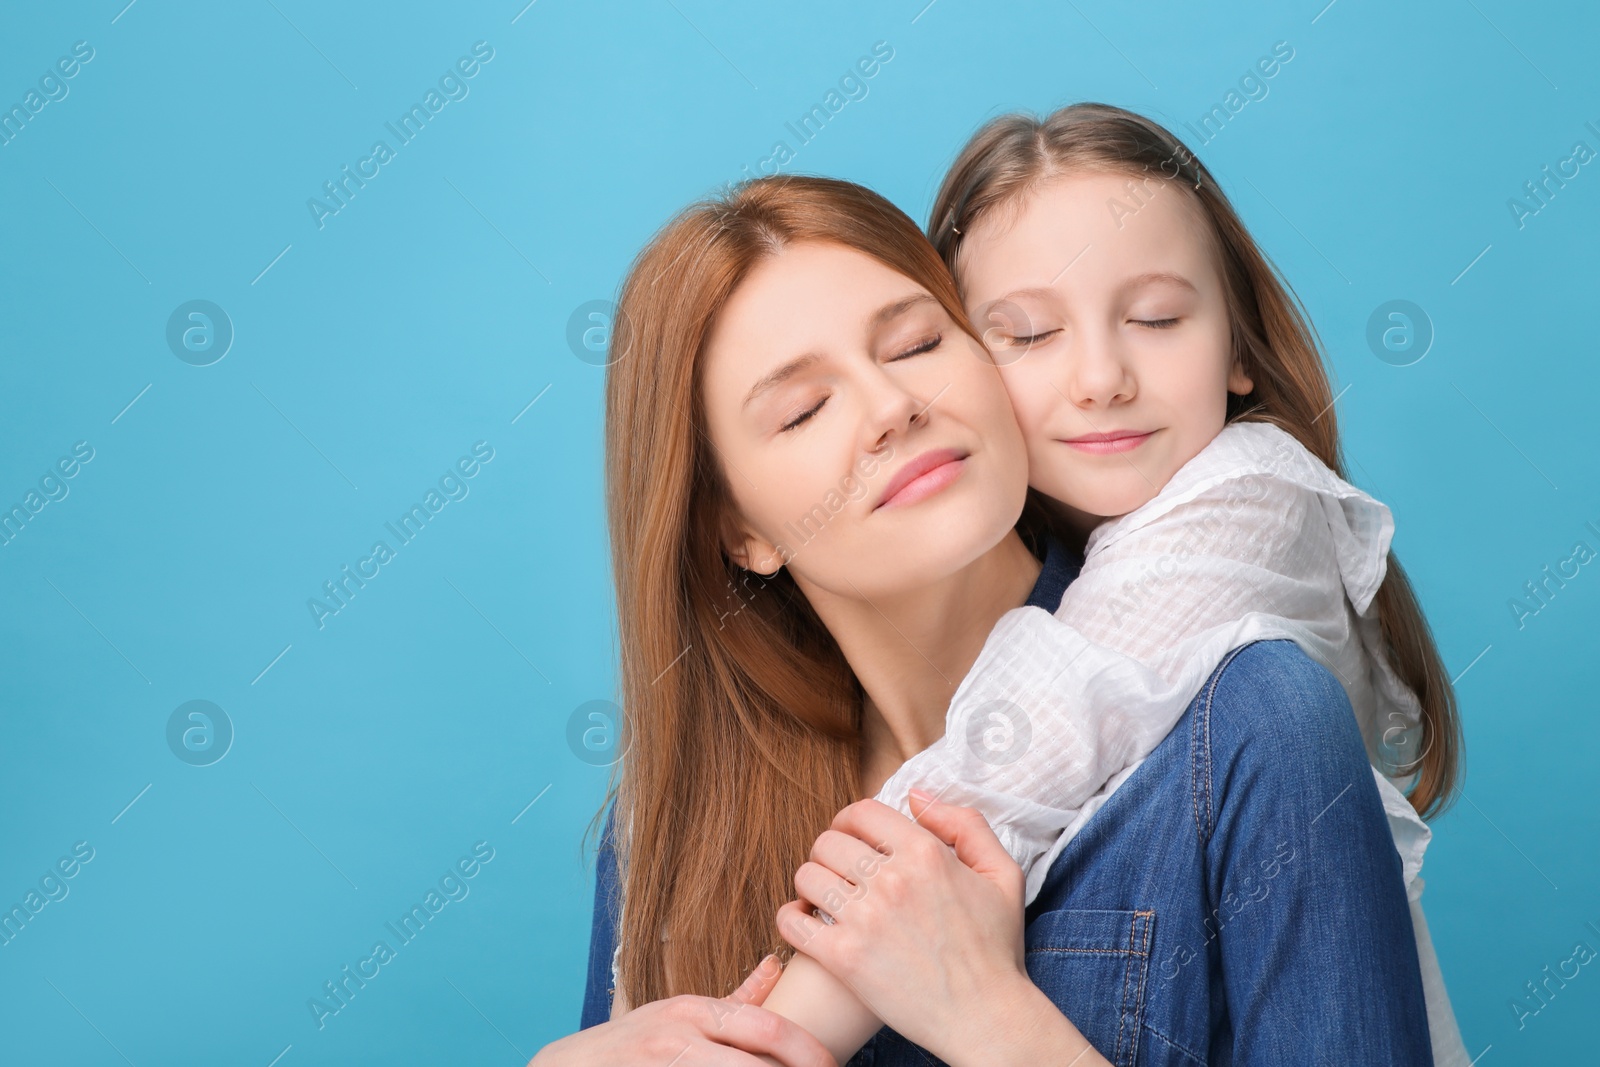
left=861, top=365, right=924, bottom=448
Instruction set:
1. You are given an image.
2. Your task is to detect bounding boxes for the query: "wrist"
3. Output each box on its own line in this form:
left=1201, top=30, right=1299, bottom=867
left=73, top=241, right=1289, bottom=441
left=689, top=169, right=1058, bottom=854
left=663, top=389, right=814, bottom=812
left=946, top=971, right=1104, bottom=1067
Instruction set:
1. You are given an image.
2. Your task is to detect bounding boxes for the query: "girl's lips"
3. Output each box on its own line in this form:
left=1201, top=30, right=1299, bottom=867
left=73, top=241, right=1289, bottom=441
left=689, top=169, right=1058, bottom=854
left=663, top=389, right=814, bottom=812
left=875, top=450, right=969, bottom=510
left=1060, top=430, right=1156, bottom=455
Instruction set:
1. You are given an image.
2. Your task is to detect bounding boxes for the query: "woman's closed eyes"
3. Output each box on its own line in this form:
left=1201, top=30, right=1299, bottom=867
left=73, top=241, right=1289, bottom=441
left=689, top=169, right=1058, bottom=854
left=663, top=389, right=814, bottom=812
left=778, top=333, right=945, bottom=432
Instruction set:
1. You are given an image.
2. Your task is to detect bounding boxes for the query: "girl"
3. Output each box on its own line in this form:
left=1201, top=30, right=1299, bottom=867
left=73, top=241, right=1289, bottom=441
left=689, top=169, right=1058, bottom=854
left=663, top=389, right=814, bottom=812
left=755, top=104, right=1468, bottom=1064
left=543, top=174, right=1433, bottom=1066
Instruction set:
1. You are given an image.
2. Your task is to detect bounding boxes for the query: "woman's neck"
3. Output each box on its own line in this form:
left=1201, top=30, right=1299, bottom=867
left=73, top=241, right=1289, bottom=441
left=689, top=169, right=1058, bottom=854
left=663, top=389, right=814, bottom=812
left=796, top=530, right=1043, bottom=794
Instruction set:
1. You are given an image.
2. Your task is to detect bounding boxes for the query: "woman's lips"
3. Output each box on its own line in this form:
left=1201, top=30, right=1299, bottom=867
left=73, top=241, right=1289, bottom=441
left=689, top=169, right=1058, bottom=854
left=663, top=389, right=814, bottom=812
left=1059, top=429, right=1156, bottom=455
left=875, top=448, right=969, bottom=510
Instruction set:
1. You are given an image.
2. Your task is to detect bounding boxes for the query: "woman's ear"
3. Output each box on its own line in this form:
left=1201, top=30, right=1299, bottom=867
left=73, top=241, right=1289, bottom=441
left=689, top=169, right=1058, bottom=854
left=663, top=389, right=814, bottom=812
left=1227, top=357, right=1254, bottom=396
left=722, top=523, right=785, bottom=577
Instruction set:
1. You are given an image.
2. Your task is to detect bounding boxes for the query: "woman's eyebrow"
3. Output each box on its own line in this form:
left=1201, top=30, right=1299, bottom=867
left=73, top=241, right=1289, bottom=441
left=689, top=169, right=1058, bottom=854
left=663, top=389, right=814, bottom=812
left=743, top=352, right=821, bottom=409
left=868, top=292, right=938, bottom=330
left=742, top=293, right=938, bottom=409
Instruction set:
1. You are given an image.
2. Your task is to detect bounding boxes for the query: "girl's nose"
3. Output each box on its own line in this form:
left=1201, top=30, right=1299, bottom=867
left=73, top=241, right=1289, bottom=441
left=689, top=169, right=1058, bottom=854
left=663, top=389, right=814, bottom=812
left=1063, top=330, right=1136, bottom=408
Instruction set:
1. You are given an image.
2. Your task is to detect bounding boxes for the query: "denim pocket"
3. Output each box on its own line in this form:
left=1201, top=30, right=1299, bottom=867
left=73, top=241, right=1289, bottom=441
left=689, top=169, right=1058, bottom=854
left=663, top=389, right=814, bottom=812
left=1025, top=908, right=1155, bottom=1067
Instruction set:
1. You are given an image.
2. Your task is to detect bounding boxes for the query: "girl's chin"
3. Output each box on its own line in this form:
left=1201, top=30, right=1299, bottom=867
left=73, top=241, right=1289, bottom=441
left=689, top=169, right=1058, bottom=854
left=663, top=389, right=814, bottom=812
left=1038, top=483, right=1159, bottom=525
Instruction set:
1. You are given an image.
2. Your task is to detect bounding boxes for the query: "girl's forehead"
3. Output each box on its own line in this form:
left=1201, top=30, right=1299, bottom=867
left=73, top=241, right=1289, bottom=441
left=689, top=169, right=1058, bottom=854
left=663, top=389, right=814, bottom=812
left=959, top=174, right=1220, bottom=294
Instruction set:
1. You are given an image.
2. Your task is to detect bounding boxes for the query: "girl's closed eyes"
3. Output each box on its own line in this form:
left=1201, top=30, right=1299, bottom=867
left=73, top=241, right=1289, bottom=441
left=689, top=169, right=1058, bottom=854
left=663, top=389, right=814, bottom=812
left=988, top=316, right=1185, bottom=352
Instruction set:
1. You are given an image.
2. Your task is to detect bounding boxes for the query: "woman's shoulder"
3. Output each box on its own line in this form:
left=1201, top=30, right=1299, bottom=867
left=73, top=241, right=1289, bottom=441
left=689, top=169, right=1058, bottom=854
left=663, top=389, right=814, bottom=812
left=1199, top=640, right=1365, bottom=772
left=1205, top=638, right=1349, bottom=715
left=1194, top=639, right=1378, bottom=830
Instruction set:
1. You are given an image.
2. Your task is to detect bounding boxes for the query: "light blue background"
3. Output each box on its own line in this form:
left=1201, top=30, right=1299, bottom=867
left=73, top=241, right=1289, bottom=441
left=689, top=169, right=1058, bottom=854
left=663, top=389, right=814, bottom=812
left=1, top=0, right=1596, bottom=1062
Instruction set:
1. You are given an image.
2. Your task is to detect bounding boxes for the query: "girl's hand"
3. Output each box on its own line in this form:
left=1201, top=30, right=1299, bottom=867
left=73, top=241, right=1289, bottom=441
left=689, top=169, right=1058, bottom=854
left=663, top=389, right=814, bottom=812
left=772, top=790, right=1035, bottom=1062
left=528, top=954, right=835, bottom=1067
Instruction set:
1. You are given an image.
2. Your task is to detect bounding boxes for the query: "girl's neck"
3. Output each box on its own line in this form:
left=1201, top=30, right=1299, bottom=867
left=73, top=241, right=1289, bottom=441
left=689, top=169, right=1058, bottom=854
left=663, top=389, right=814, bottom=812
left=796, top=530, right=1043, bottom=795
left=1043, top=494, right=1103, bottom=552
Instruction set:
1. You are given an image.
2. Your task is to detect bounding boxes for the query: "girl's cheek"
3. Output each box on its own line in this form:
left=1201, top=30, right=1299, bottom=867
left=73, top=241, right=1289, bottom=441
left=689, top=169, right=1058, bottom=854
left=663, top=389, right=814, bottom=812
left=1010, top=402, right=1042, bottom=452
left=995, top=361, right=1031, bottom=406
left=1013, top=400, right=1053, bottom=448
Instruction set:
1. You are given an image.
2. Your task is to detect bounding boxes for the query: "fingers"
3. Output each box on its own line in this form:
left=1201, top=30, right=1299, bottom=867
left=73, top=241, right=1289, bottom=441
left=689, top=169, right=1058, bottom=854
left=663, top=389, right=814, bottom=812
left=907, top=788, right=1020, bottom=882
left=683, top=994, right=836, bottom=1067
left=774, top=899, right=834, bottom=955
left=828, top=793, right=1000, bottom=886
left=792, top=857, right=868, bottom=924
left=809, top=827, right=891, bottom=881
left=828, top=796, right=918, bottom=853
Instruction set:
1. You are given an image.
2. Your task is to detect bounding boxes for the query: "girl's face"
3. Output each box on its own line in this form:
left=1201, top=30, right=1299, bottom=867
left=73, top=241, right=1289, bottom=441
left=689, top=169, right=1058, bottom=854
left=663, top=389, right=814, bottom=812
left=700, top=239, right=1030, bottom=602
left=956, top=171, right=1254, bottom=534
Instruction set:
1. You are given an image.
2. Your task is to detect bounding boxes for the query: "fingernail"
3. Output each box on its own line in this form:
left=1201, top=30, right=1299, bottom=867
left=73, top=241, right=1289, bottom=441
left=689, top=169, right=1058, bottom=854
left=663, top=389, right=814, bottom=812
left=909, top=788, right=933, bottom=802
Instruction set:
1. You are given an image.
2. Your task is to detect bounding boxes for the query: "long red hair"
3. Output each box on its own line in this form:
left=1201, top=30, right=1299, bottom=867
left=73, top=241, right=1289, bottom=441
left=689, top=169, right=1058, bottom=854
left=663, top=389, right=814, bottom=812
left=597, top=175, right=991, bottom=1004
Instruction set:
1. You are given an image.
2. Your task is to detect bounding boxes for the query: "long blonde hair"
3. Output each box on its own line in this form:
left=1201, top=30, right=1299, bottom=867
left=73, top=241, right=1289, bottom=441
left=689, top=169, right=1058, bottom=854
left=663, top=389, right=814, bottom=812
left=928, top=102, right=1462, bottom=819
left=598, top=175, right=991, bottom=1004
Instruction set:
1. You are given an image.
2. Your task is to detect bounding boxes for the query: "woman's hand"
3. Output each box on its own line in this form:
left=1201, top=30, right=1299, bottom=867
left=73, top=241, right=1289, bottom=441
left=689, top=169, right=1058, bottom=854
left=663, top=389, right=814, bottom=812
left=528, top=954, right=835, bottom=1067
left=772, top=790, right=1038, bottom=1062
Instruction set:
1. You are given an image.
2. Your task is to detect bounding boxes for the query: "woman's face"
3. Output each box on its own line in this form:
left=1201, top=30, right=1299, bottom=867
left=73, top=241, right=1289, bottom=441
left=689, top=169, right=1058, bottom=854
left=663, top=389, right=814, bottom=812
left=700, top=239, right=1030, bottom=602
left=956, top=171, right=1253, bottom=533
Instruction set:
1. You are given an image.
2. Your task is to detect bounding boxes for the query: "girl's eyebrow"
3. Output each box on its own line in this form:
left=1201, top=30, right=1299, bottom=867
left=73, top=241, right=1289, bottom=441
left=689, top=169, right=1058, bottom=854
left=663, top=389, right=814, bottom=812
left=973, top=286, right=1055, bottom=324
left=976, top=271, right=1198, bottom=322
left=1116, top=270, right=1198, bottom=295
left=966, top=268, right=1196, bottom=323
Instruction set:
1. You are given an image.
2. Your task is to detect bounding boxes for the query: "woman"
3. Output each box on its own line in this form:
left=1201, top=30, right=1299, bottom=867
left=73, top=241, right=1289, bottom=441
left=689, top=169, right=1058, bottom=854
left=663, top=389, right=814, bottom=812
left=532, top=175, right=1431, bottom=1065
